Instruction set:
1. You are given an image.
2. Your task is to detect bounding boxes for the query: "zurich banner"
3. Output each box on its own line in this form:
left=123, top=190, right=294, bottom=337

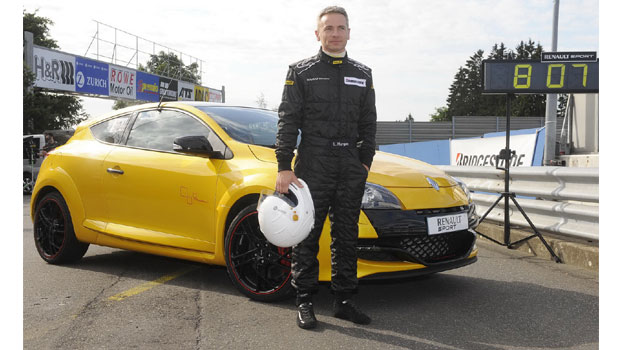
left=75, top=57, right=109, bottom=95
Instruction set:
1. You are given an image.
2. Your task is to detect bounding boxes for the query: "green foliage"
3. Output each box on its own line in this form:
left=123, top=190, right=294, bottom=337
left=23, top=10, right=86, bottom=134
left=23, top=10, right=58, bottom=49
left=429, top=107, right=448, bottom=122
left=142, top=51, right=201, bottom=84
left=441, top=39, right=552, bottom=121
left=112, top=99, right=143, bottom=110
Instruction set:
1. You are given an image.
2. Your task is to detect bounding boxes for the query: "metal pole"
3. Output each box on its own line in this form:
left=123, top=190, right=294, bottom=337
left=544, top=0, right=559, bottom=164
left=504, top=94, right=512, bottom=245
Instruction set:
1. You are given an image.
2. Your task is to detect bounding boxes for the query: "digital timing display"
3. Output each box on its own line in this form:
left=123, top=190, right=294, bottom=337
left=482, top=60, right=599, bottom=94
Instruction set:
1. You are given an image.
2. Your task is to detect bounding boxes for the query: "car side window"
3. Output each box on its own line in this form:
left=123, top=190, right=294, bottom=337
left=91, top=114, right=131, bottom=144
left=126, top=110, right=211, bottom=152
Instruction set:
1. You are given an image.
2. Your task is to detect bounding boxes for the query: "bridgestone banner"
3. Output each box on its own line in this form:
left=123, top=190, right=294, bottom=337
left=450, top=132, right=537, bottom=167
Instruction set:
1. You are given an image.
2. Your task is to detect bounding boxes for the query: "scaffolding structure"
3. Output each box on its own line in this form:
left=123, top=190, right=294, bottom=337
left=83, top=21, right=205, bottom=84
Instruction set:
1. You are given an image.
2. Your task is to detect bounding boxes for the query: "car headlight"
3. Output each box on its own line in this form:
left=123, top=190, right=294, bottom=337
left=361, top=182, right=402, bottom=209
left=452, top=176, right=472, bottom=202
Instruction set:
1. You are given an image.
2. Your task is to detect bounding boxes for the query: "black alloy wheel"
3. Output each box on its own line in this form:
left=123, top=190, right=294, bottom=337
left=225, top=204, right=293, bottom=302
left=33, top=192, right=89, bottom=264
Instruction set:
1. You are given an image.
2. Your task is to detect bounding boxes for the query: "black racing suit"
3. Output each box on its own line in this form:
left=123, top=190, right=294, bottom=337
left=275, top=49, right=377, bottom=295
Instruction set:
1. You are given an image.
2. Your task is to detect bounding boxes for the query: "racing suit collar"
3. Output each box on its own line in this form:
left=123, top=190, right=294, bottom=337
left=317, top=48, right=348, bottom=65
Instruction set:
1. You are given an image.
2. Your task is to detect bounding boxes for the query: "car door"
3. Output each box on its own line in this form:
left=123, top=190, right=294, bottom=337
left=101, top=108, right=220, bottom=253
left=71, top=114, right=132, bottom=229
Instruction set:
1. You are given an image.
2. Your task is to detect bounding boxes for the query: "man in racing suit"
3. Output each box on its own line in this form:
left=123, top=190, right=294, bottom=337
left=275, top=6, right=377, bottom=329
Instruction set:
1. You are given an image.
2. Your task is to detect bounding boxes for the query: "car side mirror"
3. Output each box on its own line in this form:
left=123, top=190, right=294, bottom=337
left=173, top=136, right=218, bottom=157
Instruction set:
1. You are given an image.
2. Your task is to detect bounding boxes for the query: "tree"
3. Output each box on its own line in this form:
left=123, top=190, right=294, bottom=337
left=142, top=51, right=201, bottom=84
left=256, top=93, right=268, bottom=109
left=405, top=113, right=414, bottom=122
left=23, top=10, right=87, bottom=134
left=429, top=107, right=449, bottom=122
left=112, top=99, right=143, bottom=110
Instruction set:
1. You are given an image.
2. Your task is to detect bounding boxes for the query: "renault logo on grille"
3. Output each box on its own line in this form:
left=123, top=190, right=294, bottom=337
left=426, top=177, right=440, bottom=191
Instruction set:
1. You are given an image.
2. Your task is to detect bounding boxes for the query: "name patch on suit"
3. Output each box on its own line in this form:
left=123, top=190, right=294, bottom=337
left=344, top=77, right=366, bottom=87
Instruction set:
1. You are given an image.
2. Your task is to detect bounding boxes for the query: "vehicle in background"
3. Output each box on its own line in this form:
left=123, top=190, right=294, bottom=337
left=23, top=130, right=74, bottom=194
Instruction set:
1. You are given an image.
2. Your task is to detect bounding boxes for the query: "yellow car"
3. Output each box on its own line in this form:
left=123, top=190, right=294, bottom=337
left=30, top=102, right=479, bottom=301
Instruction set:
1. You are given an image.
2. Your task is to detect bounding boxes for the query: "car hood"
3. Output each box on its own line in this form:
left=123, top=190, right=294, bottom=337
left=248, top=145, right=456, bottom=188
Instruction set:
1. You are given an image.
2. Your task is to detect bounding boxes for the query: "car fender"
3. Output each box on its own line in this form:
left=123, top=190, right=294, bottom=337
left=31, top=164, right=98, bottom=244
left=213, top=171, right=276, bottom=264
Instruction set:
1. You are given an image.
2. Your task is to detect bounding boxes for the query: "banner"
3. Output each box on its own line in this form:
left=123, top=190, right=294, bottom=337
left=158, top=77, right=178, bottom=102
left=178, top=81, right=195, bottom=101
left=33, top=47, right=76, bottom=92
left=194, top=85, right=209, bottom=101
left=450, top=132, right=537, bottom=167
left=75, top=57, right=108, bottom=95
left=136, top=71, right=160, bottom=102
left=209, top=88, right=223, bottom=102
left=109, top=65, right=136, bottom=99
left=30, top=45, right=222, bottom=103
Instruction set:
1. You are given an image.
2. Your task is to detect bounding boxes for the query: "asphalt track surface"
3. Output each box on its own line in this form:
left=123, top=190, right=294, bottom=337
left=23, top=195, right=599, bottom=350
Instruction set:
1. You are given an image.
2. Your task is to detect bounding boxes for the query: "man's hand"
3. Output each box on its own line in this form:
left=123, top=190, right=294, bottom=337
left=276, top=170, right=303, bottom=193
left=362, top=164, right=369, bottom=172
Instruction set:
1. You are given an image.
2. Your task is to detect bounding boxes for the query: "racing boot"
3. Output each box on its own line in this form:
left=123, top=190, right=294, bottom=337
left=333, top=294, right=371, bottom=325
left=296, top=293, right=317, bottom=329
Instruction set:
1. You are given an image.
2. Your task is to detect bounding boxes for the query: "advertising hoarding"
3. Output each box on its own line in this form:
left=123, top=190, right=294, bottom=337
left=178, top=81, right=195, bottom=101
left=136, top=71, right=160, bottom=102
left=33, top=47, right=76, bottom=92
left=109, top=65, right=136, bottom=99
left=75, top=57, right=109, bottom=95
left=450, top=132, right=537, bottom=167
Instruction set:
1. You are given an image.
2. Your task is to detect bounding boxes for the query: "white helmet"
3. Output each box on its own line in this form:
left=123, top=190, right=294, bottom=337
left=257, top=179, right=315, bottom=247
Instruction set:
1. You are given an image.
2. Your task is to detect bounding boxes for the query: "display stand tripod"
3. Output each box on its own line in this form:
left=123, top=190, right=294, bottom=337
left=474, top=93, right=562, bottom=263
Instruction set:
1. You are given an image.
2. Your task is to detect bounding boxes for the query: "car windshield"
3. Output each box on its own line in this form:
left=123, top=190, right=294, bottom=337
left=197, top=106, right=279, bottom=148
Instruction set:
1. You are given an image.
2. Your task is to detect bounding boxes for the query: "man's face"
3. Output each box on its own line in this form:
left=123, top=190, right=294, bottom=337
left=315, top=13, right=350, bottom=54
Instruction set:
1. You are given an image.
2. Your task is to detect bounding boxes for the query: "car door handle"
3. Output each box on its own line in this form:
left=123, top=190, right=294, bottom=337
left=107, top=167, right=124, bottom=175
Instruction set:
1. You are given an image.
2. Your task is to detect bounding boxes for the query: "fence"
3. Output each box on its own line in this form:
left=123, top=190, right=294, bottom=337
left=377, top=116, right=564, bottom=145
left=437, top=165, right=599, bottom=241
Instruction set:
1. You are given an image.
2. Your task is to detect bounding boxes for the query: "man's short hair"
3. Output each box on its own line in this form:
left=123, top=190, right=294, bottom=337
left=318, top=6, right=349, bottom=28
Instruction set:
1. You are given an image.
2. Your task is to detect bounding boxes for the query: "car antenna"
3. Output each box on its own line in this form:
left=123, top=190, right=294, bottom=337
left=156, top=53, right=176, bottom=111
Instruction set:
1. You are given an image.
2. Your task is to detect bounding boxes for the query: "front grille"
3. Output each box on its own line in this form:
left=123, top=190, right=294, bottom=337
left=363, top=206, right=469, bottom=236
left=357, top=230, right=475, bottom=265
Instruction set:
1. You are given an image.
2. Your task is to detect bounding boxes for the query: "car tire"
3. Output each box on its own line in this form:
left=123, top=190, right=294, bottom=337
left=33, top=191, right=89, bottom=264
left=225, top=203, right=293, bottom=302
left=23, top=172, right=33, bottom=195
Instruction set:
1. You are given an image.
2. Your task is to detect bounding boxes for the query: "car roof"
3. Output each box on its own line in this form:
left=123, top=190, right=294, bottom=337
left=75, top=102, right=266, bottom=132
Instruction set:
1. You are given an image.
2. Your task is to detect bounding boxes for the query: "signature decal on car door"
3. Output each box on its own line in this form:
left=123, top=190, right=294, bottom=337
left=180, top=186, right=207, bottom=205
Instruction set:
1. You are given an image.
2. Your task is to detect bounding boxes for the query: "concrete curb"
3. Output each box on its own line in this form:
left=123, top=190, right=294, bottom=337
left=475, top=220, right=599, bottom=271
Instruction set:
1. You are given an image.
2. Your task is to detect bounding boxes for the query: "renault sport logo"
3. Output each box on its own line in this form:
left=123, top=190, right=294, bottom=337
left=426, top=177, right=440, bottom=191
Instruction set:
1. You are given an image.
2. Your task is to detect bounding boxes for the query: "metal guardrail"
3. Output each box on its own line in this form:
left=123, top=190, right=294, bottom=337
left=437, top=166, right=599, bottom=241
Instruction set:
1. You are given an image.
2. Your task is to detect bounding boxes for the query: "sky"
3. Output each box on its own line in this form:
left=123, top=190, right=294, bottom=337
left=20, top=0, right=599, bottom=122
